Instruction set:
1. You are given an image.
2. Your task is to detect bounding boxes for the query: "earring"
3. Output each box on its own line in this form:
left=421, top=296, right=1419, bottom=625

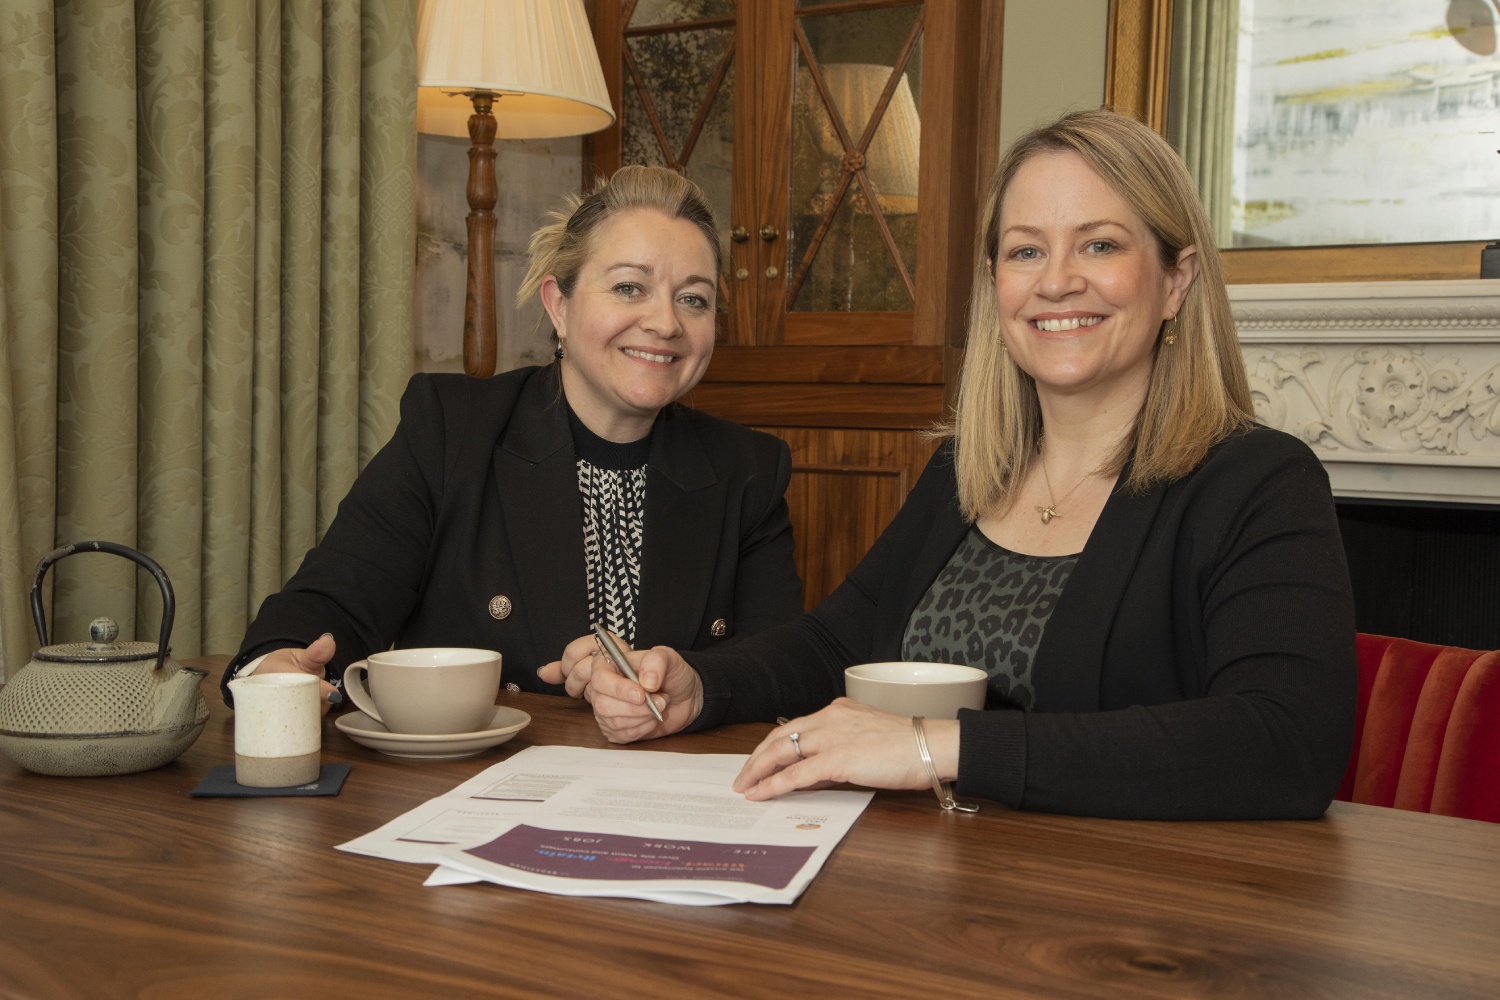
left=1162, top=317, right=1178, bottom=346
left=554, top=341, right=565, bottom=361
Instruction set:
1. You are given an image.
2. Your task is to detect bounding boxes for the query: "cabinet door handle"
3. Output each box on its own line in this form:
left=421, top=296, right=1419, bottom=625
left=735, top=267, right=750, bottom=280
left=731, top=225, right=749, bottom=242
left=765, top=266, right=779, bottom=280
left=759, top=224, right=779, bottom=242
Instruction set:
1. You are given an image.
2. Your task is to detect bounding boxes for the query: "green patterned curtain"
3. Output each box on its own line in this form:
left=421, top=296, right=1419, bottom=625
left=1168, top=0, right=1239, bottom=246
left=0, top=0, right=416, bottom=679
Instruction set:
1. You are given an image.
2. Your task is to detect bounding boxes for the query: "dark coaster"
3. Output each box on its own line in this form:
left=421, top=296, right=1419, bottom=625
left=190, top=762, right=351, bottom=798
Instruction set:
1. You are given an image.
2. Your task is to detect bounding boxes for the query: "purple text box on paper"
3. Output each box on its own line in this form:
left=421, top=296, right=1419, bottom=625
left=464, top=825, right=816, bottom=889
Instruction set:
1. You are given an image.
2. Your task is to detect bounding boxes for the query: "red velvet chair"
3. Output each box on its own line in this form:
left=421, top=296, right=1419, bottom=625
left=1339, top=633, right=1500, bottom=823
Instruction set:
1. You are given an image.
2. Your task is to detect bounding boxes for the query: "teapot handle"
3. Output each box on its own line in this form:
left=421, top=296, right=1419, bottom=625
left=30, top=541, right=175, bottom=672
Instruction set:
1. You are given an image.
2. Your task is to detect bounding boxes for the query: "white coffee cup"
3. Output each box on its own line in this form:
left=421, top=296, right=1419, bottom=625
left=844, top=661, right=988, bottom=720
left=228, top=672, right=323, bottom=787
left=343, top=647, right=502, bottom=735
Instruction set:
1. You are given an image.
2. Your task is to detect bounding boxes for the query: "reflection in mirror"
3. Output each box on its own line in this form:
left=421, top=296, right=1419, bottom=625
left=787, top=3, right=923, bottom=313
left=1168, top=0, right=1500, bottom=249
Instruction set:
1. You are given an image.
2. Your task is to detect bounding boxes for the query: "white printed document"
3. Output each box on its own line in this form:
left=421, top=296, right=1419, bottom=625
left=336, top=745, right=872, bottom=905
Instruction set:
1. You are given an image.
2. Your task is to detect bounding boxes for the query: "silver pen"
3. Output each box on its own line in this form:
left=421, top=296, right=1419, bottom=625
left=592, top=623, right=665, bottom=723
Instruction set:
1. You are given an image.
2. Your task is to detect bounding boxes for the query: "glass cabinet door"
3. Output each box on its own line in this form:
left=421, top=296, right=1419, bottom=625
left=602, top=0, right=935, bottom=347
left=618, top=1, right=738, bottom=333
left=786, top=1, right=923, bottom=320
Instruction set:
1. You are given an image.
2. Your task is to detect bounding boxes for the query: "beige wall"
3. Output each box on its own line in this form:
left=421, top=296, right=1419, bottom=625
left=998, top=0, right=1109, bottom=155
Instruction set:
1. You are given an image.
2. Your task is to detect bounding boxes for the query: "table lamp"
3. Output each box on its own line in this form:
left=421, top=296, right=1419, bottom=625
left=417, top=0, right=615, bottom=377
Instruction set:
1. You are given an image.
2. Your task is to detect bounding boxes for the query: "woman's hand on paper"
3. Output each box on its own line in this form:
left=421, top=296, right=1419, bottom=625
left=253, top=634, right=341, bottom=715
left=733, top=699, right=958, bottom=800
left=540, top=636, right=704, bottom=742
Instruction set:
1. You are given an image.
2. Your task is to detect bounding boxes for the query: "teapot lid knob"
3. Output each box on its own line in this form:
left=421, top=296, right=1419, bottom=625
left=89, top=617, right=120, bottom=644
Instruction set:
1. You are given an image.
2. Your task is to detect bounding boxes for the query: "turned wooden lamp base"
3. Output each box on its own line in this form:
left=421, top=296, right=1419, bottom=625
left=462, top=91, right=499, bottom=378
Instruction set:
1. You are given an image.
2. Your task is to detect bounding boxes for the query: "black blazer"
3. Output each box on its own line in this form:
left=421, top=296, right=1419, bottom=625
left=223, top=365, right=803, bottom=698
left=688, top=426, right=1357, bottom=820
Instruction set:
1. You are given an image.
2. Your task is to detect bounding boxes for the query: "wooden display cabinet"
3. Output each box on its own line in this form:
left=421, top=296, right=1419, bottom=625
left=587, top=0, right=998, bottom=606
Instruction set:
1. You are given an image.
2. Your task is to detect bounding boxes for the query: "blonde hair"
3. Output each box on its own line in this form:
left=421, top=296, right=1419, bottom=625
left=517, top=164, right=723, bottom=311
left=950, top=107, right=1253, bottom=521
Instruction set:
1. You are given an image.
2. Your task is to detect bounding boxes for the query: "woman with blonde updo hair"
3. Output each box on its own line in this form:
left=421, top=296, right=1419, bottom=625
left=550, top=110, right=1357, bottom=821
left=223, top=165, right=802, bottom=710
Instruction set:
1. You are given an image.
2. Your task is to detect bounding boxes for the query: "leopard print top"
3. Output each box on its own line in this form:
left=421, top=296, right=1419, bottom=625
left=901, top=526, right=1078, bottom=711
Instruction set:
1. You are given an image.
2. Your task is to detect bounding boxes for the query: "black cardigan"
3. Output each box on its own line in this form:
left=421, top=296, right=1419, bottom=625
left=224, top=365, right=803, bottom=699
left=688, top=426, right=1357, bottom=820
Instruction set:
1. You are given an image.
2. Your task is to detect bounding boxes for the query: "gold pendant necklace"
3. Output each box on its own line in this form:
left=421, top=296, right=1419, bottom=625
left=1035, top=454, right=1092, bottom=525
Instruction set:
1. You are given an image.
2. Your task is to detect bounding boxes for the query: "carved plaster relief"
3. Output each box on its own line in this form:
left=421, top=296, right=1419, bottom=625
left=1229, top=280, right=1500, bottom=504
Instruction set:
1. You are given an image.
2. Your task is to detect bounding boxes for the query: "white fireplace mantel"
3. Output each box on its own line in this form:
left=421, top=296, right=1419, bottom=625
left=1230, top=279, right=1500, bottom=505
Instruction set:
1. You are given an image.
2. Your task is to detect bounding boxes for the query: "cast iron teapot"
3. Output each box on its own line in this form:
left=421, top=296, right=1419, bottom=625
left=0, top=541, right=208, bottom=776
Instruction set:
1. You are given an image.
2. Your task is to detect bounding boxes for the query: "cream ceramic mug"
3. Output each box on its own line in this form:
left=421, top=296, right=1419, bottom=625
left=228, top=672, right=322, bottom=787
left=343, top=648, right=502, bottom=735
left=844, top=662, right=988, bottom=720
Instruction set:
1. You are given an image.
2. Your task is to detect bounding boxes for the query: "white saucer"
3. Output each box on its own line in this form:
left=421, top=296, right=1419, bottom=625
left=334, top=706, right=530, bottom=760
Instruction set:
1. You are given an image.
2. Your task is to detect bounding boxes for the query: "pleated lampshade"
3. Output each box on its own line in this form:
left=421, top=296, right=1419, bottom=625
left=416, top=0, right=615, bottom=139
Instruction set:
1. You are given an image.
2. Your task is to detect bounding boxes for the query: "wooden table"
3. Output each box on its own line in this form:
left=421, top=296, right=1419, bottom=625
left=2, top=658, right=1498, bottom=1000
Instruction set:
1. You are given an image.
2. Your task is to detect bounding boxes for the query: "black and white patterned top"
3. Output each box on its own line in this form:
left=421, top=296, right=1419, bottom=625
left=568, top=406, right=651, bottom=645
left=902, top=527, right=1078, bottom=711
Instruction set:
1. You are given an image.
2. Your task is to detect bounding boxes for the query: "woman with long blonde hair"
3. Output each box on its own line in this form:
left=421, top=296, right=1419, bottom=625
left=546, top=110, right=1356, bottom=820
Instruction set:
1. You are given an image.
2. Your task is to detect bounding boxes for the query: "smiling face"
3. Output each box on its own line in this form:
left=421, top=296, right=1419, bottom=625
left=993, top=150, right=1197, bottom=407
left=542, top=207, right=719, bottom=442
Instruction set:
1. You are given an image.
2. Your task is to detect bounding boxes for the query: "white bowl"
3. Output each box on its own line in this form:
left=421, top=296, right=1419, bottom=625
left=843, top=662, right=988, bottom=719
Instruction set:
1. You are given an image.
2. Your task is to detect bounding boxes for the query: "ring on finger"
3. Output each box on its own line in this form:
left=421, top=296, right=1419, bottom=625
left=788, top=731, right=804, bottom=759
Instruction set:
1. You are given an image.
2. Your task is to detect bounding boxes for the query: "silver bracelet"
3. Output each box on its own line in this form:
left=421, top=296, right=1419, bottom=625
left=911, top=716, right=979, bottom=813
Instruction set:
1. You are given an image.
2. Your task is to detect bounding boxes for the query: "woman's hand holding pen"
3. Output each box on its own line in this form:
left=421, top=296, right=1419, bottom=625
left=540, top=635, right=704, bottom=742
